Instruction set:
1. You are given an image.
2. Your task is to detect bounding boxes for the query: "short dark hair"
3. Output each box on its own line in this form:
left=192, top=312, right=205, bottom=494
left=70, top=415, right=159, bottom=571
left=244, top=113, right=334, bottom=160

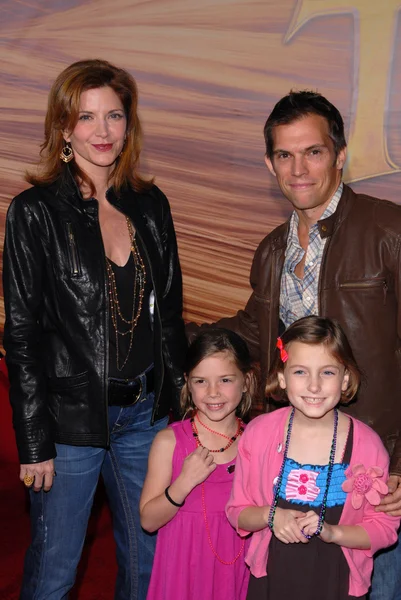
left=263, top=90, right=346, bottom=159
left=266, top=316, right=360, bottom=403
left=181, top=329, right=258, bottom=418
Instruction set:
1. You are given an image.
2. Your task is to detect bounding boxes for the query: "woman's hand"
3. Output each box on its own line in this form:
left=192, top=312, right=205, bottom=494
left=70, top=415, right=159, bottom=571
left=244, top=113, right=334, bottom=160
left=176, top=446, right=217, bottom=493
left=272, top=507, right=309, bottom=544
left=297, top=510, right=335, bottom=543
left=20, top=459, right=56, bottom=492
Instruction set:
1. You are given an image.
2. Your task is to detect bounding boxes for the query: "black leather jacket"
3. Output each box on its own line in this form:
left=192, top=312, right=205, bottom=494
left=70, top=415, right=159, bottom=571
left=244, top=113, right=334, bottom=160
left=3, top=173, right=187, bottom=464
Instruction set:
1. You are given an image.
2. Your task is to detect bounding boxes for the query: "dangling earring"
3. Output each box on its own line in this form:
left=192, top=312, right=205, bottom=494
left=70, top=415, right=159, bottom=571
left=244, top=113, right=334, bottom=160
left=60, top=143, right=74, bottom=163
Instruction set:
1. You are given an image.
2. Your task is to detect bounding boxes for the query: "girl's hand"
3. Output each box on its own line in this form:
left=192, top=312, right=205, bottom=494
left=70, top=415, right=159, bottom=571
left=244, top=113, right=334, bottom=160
left=272, top=507, right=309, bottom=544
left=297, top=510, right=335, bottom=543
left=177, top=446, right=217, bottom=492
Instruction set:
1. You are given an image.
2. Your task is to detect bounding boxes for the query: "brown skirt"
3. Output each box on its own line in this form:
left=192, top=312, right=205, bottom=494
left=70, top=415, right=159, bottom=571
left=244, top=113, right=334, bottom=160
left=247, top=572, right=366, bottom=600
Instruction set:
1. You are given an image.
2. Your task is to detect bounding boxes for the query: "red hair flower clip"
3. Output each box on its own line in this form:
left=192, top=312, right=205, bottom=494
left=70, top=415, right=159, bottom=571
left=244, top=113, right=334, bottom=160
left=342, top=464, right=388, bottom=509
left=276, top=337, right=288, bottom=363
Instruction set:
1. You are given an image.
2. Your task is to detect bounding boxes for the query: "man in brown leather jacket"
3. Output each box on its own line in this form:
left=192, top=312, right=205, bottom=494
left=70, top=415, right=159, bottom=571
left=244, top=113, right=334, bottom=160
left=214, top=91, right=401, bottom=598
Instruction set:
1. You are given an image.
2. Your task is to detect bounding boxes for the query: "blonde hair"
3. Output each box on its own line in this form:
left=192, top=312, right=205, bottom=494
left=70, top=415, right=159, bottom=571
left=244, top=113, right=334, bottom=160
left=181, top=329, right=258, bottom=419
left=27, top=59, right=152, bottom=195
left=266, top=316, right=361, bottom=404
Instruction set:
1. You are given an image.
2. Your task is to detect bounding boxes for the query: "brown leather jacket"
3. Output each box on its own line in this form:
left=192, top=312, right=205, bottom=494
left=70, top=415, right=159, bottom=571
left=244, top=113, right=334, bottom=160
left=216, top=184, right=401, bottom=475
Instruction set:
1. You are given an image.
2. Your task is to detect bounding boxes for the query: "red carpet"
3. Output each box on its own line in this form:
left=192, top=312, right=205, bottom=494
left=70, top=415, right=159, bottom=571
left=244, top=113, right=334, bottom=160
left=0, top=357, right=118, bottom=599
left=0, top=464, right=117, bottom=599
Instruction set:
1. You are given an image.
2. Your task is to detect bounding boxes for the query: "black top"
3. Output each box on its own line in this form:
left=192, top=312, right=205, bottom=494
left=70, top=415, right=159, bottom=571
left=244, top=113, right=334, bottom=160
left=108, top=235, right=154, bottom=379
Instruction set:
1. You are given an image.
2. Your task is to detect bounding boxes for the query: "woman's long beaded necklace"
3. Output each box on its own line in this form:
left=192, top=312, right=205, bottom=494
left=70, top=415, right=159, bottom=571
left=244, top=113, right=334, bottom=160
left=267, top=407, right=338, bottom=539
left=191, top=411, right=245, bottom=564
left=105, top=216, right=146, bottom=371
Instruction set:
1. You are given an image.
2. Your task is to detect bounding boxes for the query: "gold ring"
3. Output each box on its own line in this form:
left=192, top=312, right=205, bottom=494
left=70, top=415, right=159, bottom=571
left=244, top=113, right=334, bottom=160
left=23, top=473, right=34, bottom=487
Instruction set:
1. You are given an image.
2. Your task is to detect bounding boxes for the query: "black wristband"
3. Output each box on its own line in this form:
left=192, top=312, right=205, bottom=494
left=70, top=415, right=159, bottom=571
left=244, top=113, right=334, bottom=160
left=165, top=486, right=185, bottom=507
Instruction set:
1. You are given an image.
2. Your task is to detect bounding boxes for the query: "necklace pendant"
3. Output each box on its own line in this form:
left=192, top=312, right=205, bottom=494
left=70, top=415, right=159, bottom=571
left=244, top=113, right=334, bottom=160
left=277, top=443, right=282, bottom=453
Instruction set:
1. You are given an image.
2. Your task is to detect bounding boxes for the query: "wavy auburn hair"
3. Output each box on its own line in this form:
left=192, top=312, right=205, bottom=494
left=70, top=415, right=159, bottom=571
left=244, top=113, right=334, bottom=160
left=27, top=59, right=152, bottom=195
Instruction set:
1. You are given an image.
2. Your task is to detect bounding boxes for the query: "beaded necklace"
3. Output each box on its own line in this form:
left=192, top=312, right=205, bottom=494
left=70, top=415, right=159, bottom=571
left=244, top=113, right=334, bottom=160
left=191, top=413, right=244, bottom=453
left=267, top=407, right=338, bottom=539
left=191, top=411, right=245, bottom=564
left=106, top=216, right=146, bottom=371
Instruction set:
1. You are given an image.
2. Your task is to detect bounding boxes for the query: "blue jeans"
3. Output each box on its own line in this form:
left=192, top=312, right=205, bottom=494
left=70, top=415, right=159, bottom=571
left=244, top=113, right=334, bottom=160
left=369, top=527, right=401, bottom=599
left=20, top=386, right=168, bottom=600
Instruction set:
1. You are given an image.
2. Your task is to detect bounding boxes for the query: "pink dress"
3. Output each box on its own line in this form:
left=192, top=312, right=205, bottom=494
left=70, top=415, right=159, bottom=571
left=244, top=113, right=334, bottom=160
left=147, top=419, right=250, bottom=600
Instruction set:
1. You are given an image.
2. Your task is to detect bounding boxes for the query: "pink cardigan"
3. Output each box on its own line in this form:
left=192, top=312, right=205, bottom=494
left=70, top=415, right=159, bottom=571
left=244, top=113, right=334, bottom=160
left=226, top=407, right=400, bottom=597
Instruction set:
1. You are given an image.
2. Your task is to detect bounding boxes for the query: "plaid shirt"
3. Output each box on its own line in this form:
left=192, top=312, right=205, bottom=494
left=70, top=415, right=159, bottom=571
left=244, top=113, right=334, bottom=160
left=279, top=183, right=343, bottom=328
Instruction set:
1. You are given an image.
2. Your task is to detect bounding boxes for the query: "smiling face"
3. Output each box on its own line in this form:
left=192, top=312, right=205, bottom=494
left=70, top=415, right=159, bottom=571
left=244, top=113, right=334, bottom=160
left=187, top=351, right=247, bottom=425
left=64, top=86, right=127, bottom=178
left=265, top=113, right=346, bottom=222
left=277, top=341, right=349, bottom=423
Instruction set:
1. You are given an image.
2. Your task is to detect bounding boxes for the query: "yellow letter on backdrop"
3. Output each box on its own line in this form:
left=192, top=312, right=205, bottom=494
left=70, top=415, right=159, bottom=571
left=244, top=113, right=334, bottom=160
left=284, top=0, right=401, bottom=183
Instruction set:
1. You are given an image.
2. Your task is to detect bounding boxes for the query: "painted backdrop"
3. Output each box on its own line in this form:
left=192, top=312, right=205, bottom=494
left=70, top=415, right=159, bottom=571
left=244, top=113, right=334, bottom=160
left=1, top=0, right=401, bottom=333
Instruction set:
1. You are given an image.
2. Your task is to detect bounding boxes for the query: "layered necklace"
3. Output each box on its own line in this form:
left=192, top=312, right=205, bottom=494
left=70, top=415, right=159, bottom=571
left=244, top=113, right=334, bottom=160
left=106, top=216, right=146, bottom=371
left=267, top=407, right=338, bottom=539
left=191, top=411, right=245, bottom=564
left=191, top=412, right=244, bottom=453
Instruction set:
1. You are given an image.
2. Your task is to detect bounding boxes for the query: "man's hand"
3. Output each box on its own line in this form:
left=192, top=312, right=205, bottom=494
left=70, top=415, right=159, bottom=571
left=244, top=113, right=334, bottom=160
left=376, top=475, right=401, bottom=516
left=20, top=459, right=56, bottom=492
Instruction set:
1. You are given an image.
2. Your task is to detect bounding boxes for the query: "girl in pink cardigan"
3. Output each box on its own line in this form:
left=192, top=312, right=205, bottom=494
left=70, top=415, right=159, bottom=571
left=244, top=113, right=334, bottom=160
left=226, top=316, right=400, bottom=600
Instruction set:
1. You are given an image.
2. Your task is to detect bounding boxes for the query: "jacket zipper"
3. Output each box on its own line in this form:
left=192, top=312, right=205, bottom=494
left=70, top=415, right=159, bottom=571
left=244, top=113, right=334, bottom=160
left=317, top=231, right=333, bottom=315
left=134, top=227, right=163, bottom=425
left=92, top=210, right=111, bottom=447
left=66, top=222, right=80, bottom=275
left=268, top=257, right=275, bottom=371
left=339, top=280, right=388, bottom=304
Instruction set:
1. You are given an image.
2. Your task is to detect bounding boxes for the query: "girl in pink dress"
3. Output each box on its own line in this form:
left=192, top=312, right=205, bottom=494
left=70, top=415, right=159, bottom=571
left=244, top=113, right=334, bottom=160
left=140, top=329, right=257, bottom=599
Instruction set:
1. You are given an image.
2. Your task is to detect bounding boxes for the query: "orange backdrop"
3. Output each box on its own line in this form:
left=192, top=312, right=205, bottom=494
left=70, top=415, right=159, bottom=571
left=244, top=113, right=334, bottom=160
left=1, top=0, right=401, bottom=333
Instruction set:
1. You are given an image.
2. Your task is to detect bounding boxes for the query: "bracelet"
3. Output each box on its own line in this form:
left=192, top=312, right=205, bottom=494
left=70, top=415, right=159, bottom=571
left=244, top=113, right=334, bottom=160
left=267, top=502, right=276, bottom=532
left=165, top=486, right=185, bottom=508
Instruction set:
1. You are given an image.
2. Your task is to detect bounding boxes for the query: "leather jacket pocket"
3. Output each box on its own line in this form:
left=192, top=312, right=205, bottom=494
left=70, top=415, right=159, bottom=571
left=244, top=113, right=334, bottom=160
left=47, top=372, right=90, bottom=433
left=47, top=371, right=89, bottom=391
left=339, top=278, right=388, bottom=304
left=65, top=222, right=82, bottom=277
left=253, top=292, right=271, bottom=305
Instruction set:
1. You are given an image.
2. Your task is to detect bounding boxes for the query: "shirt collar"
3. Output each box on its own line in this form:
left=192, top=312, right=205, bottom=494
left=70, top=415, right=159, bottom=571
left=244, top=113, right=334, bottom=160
left=319, top=182, right=343, bottom=221
left=288, top=182, right=343, bottom=242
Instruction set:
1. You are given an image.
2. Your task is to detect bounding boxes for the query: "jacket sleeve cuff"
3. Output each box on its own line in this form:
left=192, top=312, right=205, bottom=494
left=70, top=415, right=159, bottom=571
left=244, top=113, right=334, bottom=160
left=226, top=506, right=253, bottom=537
left=15, top=421, right=56, bottom=464
left=389, top=456, right=401, bottom=477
